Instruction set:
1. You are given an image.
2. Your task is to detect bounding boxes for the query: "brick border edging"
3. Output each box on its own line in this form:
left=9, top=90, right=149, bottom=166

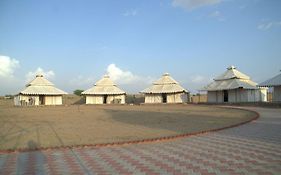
left=0, top=106, right=259, bottom=154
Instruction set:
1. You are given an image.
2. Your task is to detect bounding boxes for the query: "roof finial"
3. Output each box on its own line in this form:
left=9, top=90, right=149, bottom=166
left=163, top=73, right=170, bottom=76
left=227, top=65, right=236, bottom=70
left=36, top=74, right=43, bottom=77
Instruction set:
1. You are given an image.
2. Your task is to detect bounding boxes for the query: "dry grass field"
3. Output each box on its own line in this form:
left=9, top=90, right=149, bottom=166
left=0, top=99, right=256, bottom=151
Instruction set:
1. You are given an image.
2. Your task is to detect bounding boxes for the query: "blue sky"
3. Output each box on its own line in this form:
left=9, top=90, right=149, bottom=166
left=0, top=0, right=281, bottom=95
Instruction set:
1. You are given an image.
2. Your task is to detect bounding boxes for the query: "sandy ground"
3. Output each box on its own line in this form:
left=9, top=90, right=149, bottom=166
left=0, top=103, right=255, bottom=150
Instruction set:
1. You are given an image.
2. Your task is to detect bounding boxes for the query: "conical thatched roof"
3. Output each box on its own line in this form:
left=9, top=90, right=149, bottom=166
left=259, top=72, right=281, bottom=87
left=19, top=74, right=67, bottom=95
left=141, top=73, right=188, bottom=94
left=214, top=66, right=250, bottom=80
left=204, top=66, right=259, bottom=91
left=82, top=75, right=126, bottom=95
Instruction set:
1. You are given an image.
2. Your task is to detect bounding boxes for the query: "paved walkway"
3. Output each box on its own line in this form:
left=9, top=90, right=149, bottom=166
left=0, top=107, right=280, bottom=175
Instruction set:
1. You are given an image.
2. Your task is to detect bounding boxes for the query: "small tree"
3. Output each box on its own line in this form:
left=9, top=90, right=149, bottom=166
left=73, top=89, right=84, bottom=96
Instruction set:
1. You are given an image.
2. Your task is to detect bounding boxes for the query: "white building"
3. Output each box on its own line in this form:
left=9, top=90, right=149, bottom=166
left=14, top=74, right=67, bottom=106
left=82, top=75, right=126, bottom=104
left=259, top=72, right=281, bottom=102
left=141, top=73, right=189, bottom=104
left=204, top=66, right=267, bottom=103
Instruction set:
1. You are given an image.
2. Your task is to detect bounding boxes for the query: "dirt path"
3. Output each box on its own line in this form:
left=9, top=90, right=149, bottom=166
left=0, top=104, right=255, bottom=151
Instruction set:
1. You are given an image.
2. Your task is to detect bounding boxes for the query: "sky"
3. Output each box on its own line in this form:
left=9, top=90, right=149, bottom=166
left=0, top=0, right=281, bottom=95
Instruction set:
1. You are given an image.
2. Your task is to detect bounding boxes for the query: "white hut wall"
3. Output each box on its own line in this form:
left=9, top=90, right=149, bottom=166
left=237, top=89, right=247, bottom=102
left=34, top=96, right=39, bottom=105
left=14, top=95, right=40, bottom=106
left=178, top=92, right=188, bottom=103
left=207, top=91, right=217, bottom=103
left=104, top=95, right=112, bottom=104
left=45, top=96, right=63, bottom=105
left=259, top=88, right=267, bottom=102
left=86, top=95, right=92, bottom=104
left=86, top=95, right=103, bottom=104
left=167, top=93, right=175, bottom=103
left=207, top=90, right=230, bottom=103
left=218, top=90, right=245, bottom=103
left=228, top=90, right=236, bottom=102
left=167, top=92, right=188, bottom=103
left=250, top=88, right=267, bottom=102
left=144, top=94, right=162, bottom=103
left=228, top=89, right=246, bottom=102
left=14, top=95, right=20, bottom=106
left=246, top=89, right=256, bottom=102
left=236, top=89, right=267, bottom=102
left=106, top=94, right=126, bottom=104
left=208, top=88, right=267, bottom=103
left=235, top=89, right=241, bottom=102
left=14, top=94, right=39, bottom=106
left=273, top=86, right=281, bottom=102
left=106, top=95, right=114, bottom=104
left=95, top=95, right=104, bottom=104
left=118, top=94, right=125, bottom=104
left=20, top=95, right=30, bottom=105
left=229, top=89, right=245, bottom=102
left=239, top=89, right=266, bottom=102
left=212, top=91, right=223, bottom=103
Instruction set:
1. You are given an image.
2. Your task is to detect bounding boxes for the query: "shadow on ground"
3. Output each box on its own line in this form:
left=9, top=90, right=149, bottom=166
left=106, top=108, right=255, bottom=133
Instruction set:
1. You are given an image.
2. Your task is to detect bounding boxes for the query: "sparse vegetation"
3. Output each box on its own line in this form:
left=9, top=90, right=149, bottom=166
left=125, top=94, right=145, bottom=104
left=73, top=89, right=84, bottom=96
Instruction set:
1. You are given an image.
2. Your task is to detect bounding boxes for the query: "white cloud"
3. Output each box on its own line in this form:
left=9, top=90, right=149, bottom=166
left=25, top=67, right=55, bottom=82
left=258, top=21, right=281, bottom=31
left=106, top=64, right=153, bottom=85
left=106, top=64, right=155, bottom=93
left=191, top=75, right=211, bottom=83
left=208, top=10, right=225, bottom=21
left=191, top=75, right=205, bottom=83
left=67, top=64, right=154, bottom=93
left=0, top=55, right=20, bottom=78
left=209, top=10, right=220, bottom=17
left=123, top=9, right=138, bottom=17
left=106, top=64, right=154, bottom=84
left=69, top=75, right=95, bottom=88
left=0, top=55, right=21, bottom=95
left=172, top=0, right=222, bottom=10
left=179, top=75, right=212, bottom=93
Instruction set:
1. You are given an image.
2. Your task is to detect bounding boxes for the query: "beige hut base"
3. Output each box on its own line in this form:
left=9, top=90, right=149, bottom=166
left=272, top=86, right=281, bottom=102
left=258, top=72, right=281, bottom=102
left=207, top=88, right=267, bottom=103
left=14, top=94, right=63, bottom=106
left=144, top=92, right=188, bottom=104
left=85, top=94, right=125, bottom=104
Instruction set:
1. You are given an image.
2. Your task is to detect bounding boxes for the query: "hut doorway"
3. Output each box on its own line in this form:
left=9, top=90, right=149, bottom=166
left=223, top=90, right=228, bottom=102
left=103, top=95, right=108, bottom=104
left=162, top=93, right=167, bottom=103
left=39, top=95, right=45, bottom=105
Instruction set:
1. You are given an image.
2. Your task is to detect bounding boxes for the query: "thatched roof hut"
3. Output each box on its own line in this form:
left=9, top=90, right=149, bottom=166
left=14, top=74, right=67, bottom=106
left=141, top=73, right=189, bottom=104
left=82, top=75, right=126, bottom=104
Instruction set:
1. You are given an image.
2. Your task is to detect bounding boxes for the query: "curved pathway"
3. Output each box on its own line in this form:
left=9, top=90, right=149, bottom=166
left=0, top=107, right=280, bottom=175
